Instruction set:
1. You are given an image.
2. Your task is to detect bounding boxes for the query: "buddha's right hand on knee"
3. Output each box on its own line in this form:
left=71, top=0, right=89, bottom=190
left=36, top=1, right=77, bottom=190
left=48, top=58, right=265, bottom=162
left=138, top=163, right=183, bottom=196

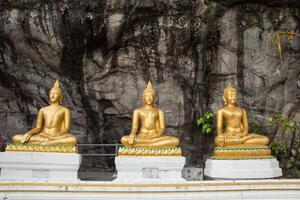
left=128, top=134, right=136, bottom=145
left=21, top=133, right=33, bottom=144
left=215, top=135, right=225, bottom=147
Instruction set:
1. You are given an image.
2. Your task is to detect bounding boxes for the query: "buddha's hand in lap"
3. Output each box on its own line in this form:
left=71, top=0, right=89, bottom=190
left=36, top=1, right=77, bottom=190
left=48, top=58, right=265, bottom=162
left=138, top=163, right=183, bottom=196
left=239, top=132, right=249, bottom=137
left=229, top=132, right=248, bottom=139
left=225, top=134, right=242, bottom=143
left=223, top=133, right=239, bottom=140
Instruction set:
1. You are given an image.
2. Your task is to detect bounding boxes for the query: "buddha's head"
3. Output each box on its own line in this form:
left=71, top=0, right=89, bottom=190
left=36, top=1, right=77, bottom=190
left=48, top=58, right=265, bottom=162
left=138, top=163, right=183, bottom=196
left=49, top=80, right=63, bottom=104
left=223, top=83, right=237, bottom=105
left=143, top=81, right=156, bottom=106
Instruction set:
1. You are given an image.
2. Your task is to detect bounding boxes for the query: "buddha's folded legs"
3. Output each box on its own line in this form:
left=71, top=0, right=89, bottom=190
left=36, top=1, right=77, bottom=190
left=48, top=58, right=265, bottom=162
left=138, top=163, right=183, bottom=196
left=215, top=133, right=270, bottom=147
left=12, top=134, right=77, bottom=145
left=12, top=134, right=47, bottom=144
left=12, top=134, right=23, bottom=144
left=12, top=134, right=22, bottom=144
left=148, top=136, right=179, bottom=148
left=243, top=133, right=269, bottom=146
left=48, top=134, right=77, bottom=145
left=121, top=135, right=179, bottom=148
left=215, top=136, right=242, bottom=147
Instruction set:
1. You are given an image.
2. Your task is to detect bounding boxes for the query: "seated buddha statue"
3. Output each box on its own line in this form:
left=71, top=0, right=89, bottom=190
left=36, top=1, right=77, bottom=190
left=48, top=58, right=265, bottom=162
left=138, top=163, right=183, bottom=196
left=215, top=83, right=269, bottom=148
left=12, top=80, right=77, bottom=146
left=121, top=81, right=179, bottom=148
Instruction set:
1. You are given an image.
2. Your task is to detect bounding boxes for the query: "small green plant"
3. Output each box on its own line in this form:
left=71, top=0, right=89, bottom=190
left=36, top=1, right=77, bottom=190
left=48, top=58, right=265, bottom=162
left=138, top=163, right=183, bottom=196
left=250, top=122, right=263, bottom=134
left=196, top=111, right=215, bottom=135
left=267, top=113, right=300, bottom=178
left=267, top=113, right=297, bottom=133
left=270, top=141, right=290, bottom=158
left=270, top=140, right=300, bottom=178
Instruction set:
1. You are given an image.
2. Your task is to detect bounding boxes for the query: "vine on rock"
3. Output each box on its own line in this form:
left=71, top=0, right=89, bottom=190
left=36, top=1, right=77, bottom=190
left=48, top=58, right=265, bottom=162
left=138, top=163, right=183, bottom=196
left=273, top=30, right=300, bottom=62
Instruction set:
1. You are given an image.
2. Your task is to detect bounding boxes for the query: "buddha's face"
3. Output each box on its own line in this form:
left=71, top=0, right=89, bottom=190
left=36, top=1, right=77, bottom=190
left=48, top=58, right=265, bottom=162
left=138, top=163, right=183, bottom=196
left=49, top=89, right=61, bottom=103
left=224, top=90, right=237, bottom=105
left=143, top=92, right=155, bottom=105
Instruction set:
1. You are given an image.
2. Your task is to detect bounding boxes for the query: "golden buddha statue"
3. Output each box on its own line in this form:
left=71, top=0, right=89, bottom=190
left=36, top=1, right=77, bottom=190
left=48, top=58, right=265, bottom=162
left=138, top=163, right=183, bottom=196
left=12, top=80, right=77, bottom=146
left=120, top=81, right=179, bottom=149
left=215, top=83, right=269, bottom=148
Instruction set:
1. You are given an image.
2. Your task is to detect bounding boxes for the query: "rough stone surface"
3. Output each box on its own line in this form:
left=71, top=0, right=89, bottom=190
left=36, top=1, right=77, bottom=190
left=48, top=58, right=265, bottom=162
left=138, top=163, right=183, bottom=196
left=182, top=167, right=203, bottom=181
left=0, top=0, right=299, bottom=171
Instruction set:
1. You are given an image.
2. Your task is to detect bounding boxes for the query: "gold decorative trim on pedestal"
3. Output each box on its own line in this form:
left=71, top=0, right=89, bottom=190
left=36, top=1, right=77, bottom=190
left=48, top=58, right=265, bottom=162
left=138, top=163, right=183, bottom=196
left=118, top=147, right=182, bottom=156
left=5, top=144, right=78, bottom=153
left=213, top=146, right=272, bottom=159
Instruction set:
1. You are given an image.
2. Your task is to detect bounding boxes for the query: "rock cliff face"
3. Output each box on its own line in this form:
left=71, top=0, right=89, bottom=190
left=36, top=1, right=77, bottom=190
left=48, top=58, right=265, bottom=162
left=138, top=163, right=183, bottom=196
left=0, top=0, right=299, bottom=168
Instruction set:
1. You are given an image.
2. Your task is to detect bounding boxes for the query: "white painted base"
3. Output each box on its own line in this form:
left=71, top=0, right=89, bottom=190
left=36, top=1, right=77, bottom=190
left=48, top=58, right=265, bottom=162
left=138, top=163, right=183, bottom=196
left=114, top=156, right=186, bottom=181
left=204, top=158, right=282, bottom=179
left=0, top=152, right=82, bottom=181
left=0, top=179, right=300, bottom=199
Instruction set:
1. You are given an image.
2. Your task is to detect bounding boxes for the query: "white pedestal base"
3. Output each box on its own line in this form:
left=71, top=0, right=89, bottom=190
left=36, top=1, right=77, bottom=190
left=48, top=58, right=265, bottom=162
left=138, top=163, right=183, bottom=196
left=0, top=152, right=82, bottom=181
left=114, top=156, right=186, bottom=181
left=204, top=158, right=282, bottom=179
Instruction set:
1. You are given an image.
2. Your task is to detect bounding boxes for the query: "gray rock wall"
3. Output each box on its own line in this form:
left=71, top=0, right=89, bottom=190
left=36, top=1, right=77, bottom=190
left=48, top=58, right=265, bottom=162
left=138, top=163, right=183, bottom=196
left=0, top=0, right=299, bottom=168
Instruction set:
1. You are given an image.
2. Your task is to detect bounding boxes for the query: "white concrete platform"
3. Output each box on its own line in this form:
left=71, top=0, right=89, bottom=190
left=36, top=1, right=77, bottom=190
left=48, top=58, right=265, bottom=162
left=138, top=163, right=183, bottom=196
left=0, top=179, right=300, bottom=199
left=114, top=156, right=186, bottom=181
left=204, top=158, right=282, bottom=179
left=0, top=152, right=82, bottom=181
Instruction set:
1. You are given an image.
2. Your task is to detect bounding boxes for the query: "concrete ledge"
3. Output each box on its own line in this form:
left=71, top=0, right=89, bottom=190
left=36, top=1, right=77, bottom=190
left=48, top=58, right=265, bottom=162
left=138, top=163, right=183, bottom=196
left=0, top=179, right=300, bottom=199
